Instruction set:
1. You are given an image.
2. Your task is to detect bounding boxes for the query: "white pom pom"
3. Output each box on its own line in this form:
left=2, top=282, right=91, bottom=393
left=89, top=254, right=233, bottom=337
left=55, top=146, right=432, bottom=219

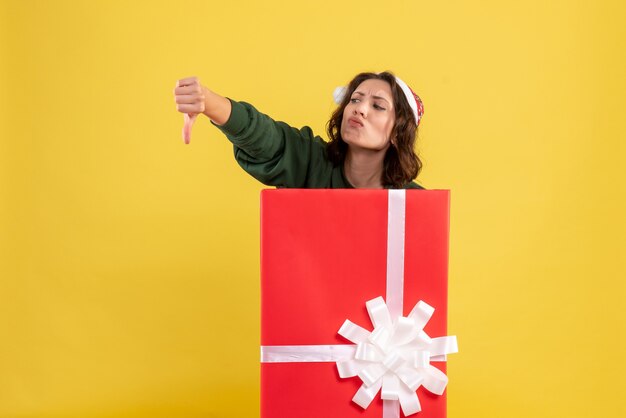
left=333, top=86, right=347, bottom=104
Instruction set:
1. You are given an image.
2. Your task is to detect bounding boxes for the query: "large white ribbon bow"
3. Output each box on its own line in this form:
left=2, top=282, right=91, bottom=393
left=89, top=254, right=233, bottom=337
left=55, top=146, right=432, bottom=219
left=337, top=296, right=457, bottom=416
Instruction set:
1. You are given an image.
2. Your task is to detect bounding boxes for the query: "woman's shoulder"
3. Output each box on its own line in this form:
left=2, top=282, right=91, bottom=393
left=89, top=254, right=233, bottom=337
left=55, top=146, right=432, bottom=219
left=404, top=181, right=425, bottom=189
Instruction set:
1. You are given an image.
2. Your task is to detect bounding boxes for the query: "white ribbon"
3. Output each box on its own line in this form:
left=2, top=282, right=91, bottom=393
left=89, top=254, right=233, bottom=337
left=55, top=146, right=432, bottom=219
left=336, top=297, right=458, bottom=416
left=260, top=190, right=458, bottom=416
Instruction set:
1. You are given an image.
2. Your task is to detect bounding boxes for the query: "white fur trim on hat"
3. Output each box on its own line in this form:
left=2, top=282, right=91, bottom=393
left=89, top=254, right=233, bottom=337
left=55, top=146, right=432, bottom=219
left=333, top=86, right=348, bottom=105
left=393, top=76, right=419, bottom=123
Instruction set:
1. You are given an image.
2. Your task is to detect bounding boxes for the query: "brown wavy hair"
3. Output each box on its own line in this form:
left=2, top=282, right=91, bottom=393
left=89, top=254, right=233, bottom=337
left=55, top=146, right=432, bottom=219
left=326, top=71, right=422, bottom=188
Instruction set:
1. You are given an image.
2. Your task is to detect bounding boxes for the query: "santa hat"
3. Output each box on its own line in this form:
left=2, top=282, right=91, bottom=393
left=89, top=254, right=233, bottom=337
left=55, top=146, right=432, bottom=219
left=333, top=75, right=424, bottom=126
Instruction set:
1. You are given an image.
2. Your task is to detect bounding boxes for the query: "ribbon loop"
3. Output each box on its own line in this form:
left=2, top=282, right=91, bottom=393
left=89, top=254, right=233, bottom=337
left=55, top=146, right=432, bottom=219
left=369, top=325, right=393, bottom=352
left=355, top=342, right=383, bottom=362
left=367, top=297, right=393, bottom=329
left=381, top=374, right=400, bottom=400
left=408, top=301, right=435, bottom=330
left=413, top=350, right=430, bottom=368
left=353, top=380, right=382, bottom=409
left=416, top=330, right=432, bottom=345
left=429, top=336, right=459, bottom=357
left=422, top=365, right=449, bottom=395
left=396, top=366, right=424, bottom=392
left=359, top=363, right=388, bottom=387
left=398, top=383, right=422, bottom=416
left=392, top=316, right=418, bottom=346
left=338, top=319, right=371, bottom=344
left=337, top=359, right=368, bottom=378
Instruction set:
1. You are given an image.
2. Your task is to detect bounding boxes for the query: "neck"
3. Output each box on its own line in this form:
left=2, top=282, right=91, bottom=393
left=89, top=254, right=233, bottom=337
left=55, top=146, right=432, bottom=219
left=343, top=147, right=387, bottom=189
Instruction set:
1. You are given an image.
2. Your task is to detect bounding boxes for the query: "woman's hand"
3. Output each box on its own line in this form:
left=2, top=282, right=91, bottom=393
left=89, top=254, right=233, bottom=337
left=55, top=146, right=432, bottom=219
left=173, top=76, right=232, bottom=144
left=174, top=76, right=205, bottom=144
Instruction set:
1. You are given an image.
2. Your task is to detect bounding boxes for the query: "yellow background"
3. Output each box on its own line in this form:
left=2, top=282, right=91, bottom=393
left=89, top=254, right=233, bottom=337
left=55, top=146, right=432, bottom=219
left=1, top=0, right=625, bottom=417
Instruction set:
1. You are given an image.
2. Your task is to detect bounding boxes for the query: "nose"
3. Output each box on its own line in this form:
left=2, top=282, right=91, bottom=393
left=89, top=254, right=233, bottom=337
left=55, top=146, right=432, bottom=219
left=353, top=100, right=367, bottom=117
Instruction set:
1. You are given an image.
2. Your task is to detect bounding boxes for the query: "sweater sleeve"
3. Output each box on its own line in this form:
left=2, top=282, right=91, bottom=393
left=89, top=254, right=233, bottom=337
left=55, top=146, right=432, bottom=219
left=213, top=99, right=335, bottom=188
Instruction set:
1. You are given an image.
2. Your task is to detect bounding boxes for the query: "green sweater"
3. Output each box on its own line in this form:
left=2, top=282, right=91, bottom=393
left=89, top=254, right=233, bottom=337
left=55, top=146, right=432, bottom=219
left=214, top=99, right=424, bottom=189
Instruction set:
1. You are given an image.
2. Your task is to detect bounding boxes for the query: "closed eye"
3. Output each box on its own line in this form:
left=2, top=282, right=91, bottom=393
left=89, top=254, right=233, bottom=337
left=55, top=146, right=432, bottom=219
left=373, top=104, right=386, bottom=110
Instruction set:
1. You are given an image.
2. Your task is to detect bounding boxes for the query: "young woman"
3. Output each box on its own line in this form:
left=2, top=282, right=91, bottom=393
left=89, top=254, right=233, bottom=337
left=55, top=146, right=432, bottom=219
left=173, top=71, right=425, bottom=189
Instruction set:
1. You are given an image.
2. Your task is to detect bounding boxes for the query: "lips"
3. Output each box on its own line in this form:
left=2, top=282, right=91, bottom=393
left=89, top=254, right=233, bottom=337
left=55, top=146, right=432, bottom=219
left=348, top=117, right=364, bottom=127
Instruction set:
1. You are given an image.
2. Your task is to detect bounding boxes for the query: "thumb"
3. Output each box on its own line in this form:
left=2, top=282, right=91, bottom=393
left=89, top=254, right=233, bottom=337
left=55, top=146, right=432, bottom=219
left=182, top=113, right=198, bottom=144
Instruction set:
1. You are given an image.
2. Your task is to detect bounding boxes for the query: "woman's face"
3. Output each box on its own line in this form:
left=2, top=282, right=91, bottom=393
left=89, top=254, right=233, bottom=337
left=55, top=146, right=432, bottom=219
left=341, top=79, right=396, bottom=152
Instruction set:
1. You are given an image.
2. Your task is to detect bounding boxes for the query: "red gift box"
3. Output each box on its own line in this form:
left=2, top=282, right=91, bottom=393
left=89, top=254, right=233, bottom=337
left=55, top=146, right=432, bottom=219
left=260, top=189, right=454, bottom=418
